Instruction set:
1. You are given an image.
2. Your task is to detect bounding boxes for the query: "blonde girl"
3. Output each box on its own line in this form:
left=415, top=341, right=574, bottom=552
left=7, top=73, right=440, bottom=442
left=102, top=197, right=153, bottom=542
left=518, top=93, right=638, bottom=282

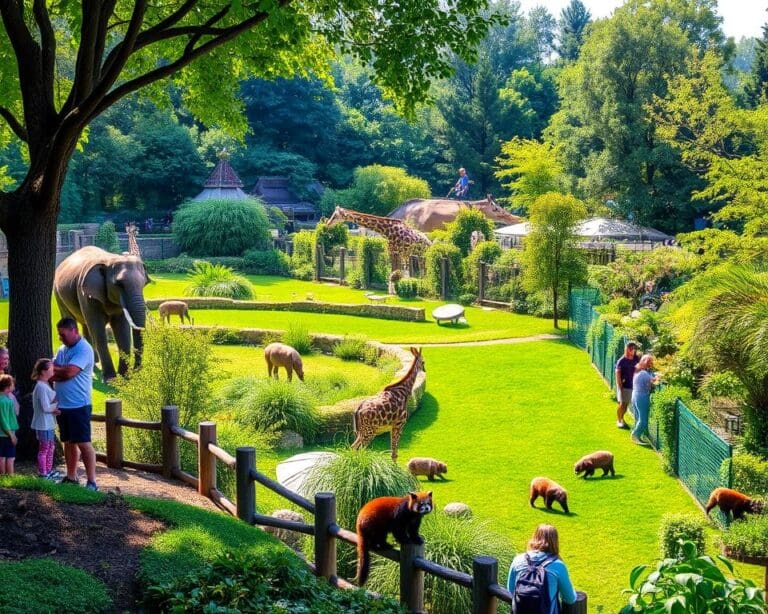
left=31, top=359, right=61, bottom=479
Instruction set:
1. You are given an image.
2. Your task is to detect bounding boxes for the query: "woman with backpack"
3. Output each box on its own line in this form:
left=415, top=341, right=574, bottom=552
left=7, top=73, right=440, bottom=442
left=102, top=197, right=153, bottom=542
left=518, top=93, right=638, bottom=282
left=507, top=524, right=577, bottom=614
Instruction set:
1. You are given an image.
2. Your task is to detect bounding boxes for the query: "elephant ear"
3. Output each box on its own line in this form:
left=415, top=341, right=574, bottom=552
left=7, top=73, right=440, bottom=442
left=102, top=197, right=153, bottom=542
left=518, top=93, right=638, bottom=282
left=78, top=262, right=108, bottom=303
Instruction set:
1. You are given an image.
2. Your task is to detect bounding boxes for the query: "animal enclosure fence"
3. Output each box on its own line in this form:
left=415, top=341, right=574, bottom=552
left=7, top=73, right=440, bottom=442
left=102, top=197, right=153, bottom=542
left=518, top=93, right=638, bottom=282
left=91, top=399, right=587, bottom=613
left=477, top=261, right=522, bottom=308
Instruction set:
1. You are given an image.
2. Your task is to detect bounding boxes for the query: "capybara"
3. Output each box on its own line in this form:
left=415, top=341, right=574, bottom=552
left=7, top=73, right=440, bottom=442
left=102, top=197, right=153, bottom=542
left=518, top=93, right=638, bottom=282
left=158, top=300, right=193, bottom=325
left=705, top=487, right=764, bottom=521
left=407, top=457, right=448, bottom=481
left=264, top=342, right=305, bottom=382
left=574, top=450, right=615, bottom=478
left=529, top=477, right=569, bottom=514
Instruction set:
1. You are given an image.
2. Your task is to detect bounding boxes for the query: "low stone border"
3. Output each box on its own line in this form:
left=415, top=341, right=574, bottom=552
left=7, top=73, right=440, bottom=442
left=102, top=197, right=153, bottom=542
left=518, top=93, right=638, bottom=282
left=145, top=297, right=425, bottom=322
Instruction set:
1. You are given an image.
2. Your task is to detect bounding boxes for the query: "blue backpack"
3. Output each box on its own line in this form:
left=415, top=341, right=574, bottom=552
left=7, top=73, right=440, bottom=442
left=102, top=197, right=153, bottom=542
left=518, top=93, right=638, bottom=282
left=512, top=554, right=558, bottom=614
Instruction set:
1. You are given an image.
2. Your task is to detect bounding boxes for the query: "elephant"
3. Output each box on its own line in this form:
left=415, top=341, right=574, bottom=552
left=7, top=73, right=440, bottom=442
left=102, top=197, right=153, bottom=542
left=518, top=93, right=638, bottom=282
left=54, top=246, right=149, bottom=382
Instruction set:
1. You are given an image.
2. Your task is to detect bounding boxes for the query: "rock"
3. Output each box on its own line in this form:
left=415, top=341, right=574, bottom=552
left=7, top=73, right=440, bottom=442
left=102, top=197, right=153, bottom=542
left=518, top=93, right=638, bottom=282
left=279, top=431, right=304, bottom=449
left=443, top=502, right=472, bottom=518
left=264, top=509, right=306, bottom=551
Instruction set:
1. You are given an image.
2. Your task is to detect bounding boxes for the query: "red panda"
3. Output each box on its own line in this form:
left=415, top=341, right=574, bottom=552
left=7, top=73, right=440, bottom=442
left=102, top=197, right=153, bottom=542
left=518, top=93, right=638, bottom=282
left=354, top=491, right=433, bottom=585
left=705, top=487, right=764, bottom=521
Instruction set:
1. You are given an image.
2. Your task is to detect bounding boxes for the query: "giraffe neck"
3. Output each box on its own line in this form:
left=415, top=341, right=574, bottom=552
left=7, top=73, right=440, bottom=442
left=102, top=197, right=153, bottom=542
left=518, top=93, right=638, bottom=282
left=387, top=357, right=421, bottom=393
left=339, top=209, right=397, bottom=238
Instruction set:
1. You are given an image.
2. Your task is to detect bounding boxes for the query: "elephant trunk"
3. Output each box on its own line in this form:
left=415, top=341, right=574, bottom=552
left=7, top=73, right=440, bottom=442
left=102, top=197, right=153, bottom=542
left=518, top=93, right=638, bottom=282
left=121, top=293, right=147, bottom=332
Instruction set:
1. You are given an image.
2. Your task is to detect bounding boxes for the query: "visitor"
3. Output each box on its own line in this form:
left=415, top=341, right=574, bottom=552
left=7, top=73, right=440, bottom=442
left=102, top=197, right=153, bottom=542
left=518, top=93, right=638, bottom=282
left=631, top=354, right=657, bottom=446
left=0, top=347, right=19, bottom=416
left=52, top=318, right=98, bottom=491
left=508, top=524, right=577, bottom=614
left=31, top=358, right=61, bottom=480
left=452, top=167, right=472, bottom=200
left=614, top=342, right=639, bottom=429
left=0, top=374, right=18, bottom=475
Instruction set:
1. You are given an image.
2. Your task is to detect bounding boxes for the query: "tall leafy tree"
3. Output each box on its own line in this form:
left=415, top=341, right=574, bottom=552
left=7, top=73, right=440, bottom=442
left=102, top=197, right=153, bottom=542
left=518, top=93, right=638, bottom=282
left=556, top=0, right=591, bottom=62
left=0, top=0, right=497, bottom=453
left=745, top=21, right=768, bottom=107
left=525, top=6, right=556, bottom=63
left=495, top=138, right=564, bottom=212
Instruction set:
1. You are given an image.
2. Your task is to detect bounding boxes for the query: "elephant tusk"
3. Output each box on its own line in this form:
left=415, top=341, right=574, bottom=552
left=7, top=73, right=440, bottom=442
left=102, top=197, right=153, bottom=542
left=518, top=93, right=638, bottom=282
left=122, top=307, right=145, bottom=332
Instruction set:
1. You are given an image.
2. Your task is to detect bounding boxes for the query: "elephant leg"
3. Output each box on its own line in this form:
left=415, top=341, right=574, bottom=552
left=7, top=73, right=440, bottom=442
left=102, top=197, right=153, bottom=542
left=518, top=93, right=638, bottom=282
left=85, top=309, right=115, bottom=381
left=110, top=315, right=132, bottom=377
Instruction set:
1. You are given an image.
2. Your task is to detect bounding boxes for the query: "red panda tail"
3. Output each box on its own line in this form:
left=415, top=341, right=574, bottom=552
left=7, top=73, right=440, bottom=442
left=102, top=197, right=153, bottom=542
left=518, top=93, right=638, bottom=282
left=355, top=540, right=370, bottom=586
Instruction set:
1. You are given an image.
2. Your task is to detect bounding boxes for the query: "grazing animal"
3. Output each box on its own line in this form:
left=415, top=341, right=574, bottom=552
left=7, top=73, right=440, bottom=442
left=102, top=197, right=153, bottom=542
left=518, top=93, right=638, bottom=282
left=407, top=457, right=448, bottom=481
left=574, top=451, right=615, bottom=478
left=264, top=342, right=305, bottom=382
left=158, top=300, right=194, bottom=325
left=529, top=477, right=569, bottom=514
left=351, top=347, right=425, bottom=462
left=705, top=487, right=764, bottom=521
left=355, top=491, right=433, bottom=585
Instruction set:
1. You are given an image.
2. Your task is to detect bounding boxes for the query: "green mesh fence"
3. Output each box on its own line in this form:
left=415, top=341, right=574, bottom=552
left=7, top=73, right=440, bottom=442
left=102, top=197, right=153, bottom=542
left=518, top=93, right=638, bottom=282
left=567, top=287, right=601, bottom=348
left=676, top=399, right=732, bottom=522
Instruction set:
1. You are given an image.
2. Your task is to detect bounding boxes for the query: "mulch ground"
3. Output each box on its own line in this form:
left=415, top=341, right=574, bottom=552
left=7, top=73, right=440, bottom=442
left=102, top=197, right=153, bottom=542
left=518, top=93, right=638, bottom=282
left=0, top=487, right=165, bottom=612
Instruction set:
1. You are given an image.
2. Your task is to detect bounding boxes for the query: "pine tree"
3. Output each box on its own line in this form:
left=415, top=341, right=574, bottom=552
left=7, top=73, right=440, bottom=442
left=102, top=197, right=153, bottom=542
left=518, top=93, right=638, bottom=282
left=557, top=0, right=591, bottom=62
left=745, top=21, right=768, bottom=107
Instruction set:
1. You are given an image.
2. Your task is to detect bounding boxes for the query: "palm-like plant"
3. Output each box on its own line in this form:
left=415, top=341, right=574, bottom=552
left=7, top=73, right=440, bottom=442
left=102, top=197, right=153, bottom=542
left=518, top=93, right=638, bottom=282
left=184, top=261, right=254, bottom=300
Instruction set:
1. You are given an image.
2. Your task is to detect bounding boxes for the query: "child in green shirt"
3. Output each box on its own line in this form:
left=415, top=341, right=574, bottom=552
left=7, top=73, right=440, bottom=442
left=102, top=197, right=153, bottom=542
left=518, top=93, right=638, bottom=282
left=0, top=374, right=19, bottom=475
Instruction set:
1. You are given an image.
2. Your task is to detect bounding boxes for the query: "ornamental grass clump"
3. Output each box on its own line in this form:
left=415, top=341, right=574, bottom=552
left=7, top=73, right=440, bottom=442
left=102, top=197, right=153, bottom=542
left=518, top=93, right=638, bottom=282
left=184, top=260, right=254, bottom=299
left=333, top=335, right=369, bottom=361
left=282, top=322, right=313, bottom=355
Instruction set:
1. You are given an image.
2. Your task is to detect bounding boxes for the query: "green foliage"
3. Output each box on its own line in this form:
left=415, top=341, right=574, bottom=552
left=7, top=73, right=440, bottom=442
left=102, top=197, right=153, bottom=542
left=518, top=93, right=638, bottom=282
left=0, top=559, right=112, bottom=614
left=315, top=221, right=349, bottom=254
left=291, top=230, right=316, bottom=272
left=184, top=260, right=254, bottom=300
left=114, top=323, right=214, bottom=464
left=242, top=249, right=291, bottom=276
left=282, top=323, right=313, bottom=355
left=463, top=240, right=503, bottom=294
left=143, top=254, right=196, bottom=274
left=350, top=236, right=389, bottom=289
left=173, top=198, right=271, bottom=257
left=458, top=293, right=477, bottom=306
left=659, top=514, right=707, bottom=560
left=722, top=515, right=768, bottom=560
left=700, top=372, right=747, bottom=403
left=557, top=0, right=592, bottom=61
left=144, top=549, right=404, bottom=613
left=651, top=385, right=692, bottom=475
left=94, top=221, right=120, bottom=253
left=445, top=208, right=495, bottom=257
left=728, top=454, right=768, bottom=497
left=394, top=278, right=420, bottom=298
left=368, top=513, right=513, bottom=614
left=620, top=541, right=765, bottom=613
left=332, top=165, right=430, bottom=217
left=333, top=335, right=369, bottom=361
left=425, top=242, right=464, bottom=298
left=495, top=138, right=565, bottom=212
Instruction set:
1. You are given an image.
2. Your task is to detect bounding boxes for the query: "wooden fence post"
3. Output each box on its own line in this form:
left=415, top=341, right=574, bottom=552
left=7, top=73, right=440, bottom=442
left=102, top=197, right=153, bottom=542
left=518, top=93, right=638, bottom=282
left=236, top=447, right=255, bottom=523
left=314, top=492, right=337, bottom=580
left=479, top=262, right=487, bottom=303
left=339, top=247, right=346, bottom=285
left=400, top=541, right=425, bottom=614
left=440, top=256, right=448, bottom=300
left=563, top=591, right=588, bottom=614
left=198, top=421, right=217, bottom=498
left=161, top=406, right=180, bottom=479
left=314, top=242, right=323, bottom=281
left=105, top=399, right=123, bottom=469
left=471, top=556, right=498, bottom=614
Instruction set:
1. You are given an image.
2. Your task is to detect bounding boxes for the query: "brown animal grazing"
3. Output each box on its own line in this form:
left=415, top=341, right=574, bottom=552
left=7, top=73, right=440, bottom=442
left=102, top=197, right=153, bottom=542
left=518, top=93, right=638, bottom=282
left=407, top=457, right=448, bottom=481
left=705, top=487, right=764, bottom=521
left=158, top=300, right=193, bottom=325
left=529, top=477, right=569, bottom=514
left=264, top=342, right=305, bottom=382
left=574, top=451, right=615, bottom=478
left=355, top=491, right=433, bottom=585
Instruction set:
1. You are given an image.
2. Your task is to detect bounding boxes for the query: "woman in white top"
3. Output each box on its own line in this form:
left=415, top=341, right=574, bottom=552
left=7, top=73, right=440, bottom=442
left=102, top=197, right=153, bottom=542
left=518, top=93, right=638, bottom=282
left=31, top=359, right=60, bottom=479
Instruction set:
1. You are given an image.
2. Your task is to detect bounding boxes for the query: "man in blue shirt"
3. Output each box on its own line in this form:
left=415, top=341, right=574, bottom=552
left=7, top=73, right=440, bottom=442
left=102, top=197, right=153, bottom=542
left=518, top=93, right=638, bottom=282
left=453, top=167, right=471, bottom=199
left=52, top=318, right=98, bottom=491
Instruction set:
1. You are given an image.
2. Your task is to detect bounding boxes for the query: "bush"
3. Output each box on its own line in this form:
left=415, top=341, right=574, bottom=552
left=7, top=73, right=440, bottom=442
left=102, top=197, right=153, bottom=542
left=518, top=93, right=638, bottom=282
left=621, top=541, right=765, bottom=613
left=722, top=514, right=768, bottom=559
left=333, top=335, right=369, bottom=361
left=143, top=254, right=196, bottom=274
left=144, top=549, right=404, bottom=613
left=290, top=229, right=315, bottom=270
left=659, top=513, right=707, bottom=559
left=368, top=513, right=513, bottom=614
left=213, top=419, right=279, bottom=497
left=395, top=278, right=420, bottom=298
left=425, top=242, right=463, bottom=298
left=173, top=198, right=271, bottom=256
left=282, top=322, right=313, bottom=355
left=331, top=165, right=431, bottom=217
left=458, top=293, right=476, bottom=306
left=0, top=558, right=112, bottom=613
left=700, top=371, right=747, bottom=403
left=463, top=240, right=502, bottom=293
left=240, top=249, right=291, bottom=275
left=114, top=323, right=214, bottom=465
left=728, top=453, right=768, bottom=497
left=445, top=208, right=495, bottom=257
left=355, top=236, right=389, bottom=289
left=651, top=385, right=692, bottom=474
left=184, top=260, right=254, bottom=300
left=94, top=221, right=120, bottom=253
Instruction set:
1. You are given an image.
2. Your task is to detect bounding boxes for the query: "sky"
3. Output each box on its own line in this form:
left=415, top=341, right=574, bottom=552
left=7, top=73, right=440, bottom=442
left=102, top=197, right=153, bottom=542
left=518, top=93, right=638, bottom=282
left=518, top=0, right=767, bottom=40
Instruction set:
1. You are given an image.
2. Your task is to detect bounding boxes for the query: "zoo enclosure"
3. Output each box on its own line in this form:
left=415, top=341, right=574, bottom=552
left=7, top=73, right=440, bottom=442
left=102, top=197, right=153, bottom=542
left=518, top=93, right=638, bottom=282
left=567, top=287, right=732, bottom=513
left=92, top=399, right=587, bottom=614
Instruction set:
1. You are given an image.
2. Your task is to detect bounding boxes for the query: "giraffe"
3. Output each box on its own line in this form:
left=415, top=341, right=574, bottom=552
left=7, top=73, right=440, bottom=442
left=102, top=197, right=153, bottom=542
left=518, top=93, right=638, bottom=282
left=326, top=206, right=431, bottom=275
left=351, top=347, right=425, bottom=462
left=125, top=222, right=141, bottom=258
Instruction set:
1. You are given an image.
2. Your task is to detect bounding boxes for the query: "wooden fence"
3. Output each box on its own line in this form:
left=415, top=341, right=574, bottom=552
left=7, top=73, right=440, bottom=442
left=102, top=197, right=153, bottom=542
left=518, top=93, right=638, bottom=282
left=94, top=399, right=587, bottom=614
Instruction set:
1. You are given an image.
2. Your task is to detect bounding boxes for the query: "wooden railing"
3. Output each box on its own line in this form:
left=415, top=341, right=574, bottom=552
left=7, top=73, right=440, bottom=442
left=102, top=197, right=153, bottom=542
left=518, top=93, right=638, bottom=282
left=94, top=399, right=587, bottom=613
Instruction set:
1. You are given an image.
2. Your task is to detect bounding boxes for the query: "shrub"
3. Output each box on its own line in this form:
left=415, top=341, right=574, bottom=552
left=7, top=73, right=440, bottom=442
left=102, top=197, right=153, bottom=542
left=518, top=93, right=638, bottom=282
left=184, top=260, right=254, bottom=300
left=282, top=322, right=313, bottom=355
left=143, top=254, right=196, bottom=274
left=727, top=453, right=768, bottom=497
left=700, top=371, right=747, bottom=403
left=333, top=335, right=369, bottom=361
left=242, top=249, right=291, bottom=275
left=94, top=221, right=120, bottom=253
left=315, top=221, right=349, bottom=254
left=0, top=558, right=112, bottom=613
left=659, top=513, right=707, bottom=559
left=114, top=323, right=214, bottom=465
left=303, top=371, right=370, bottom=405
left=144, top=549, right=404, bottom=613
left=445, top=208, right=495, bottom=257
left=331, top=164, right=431, bottom=217
left=356, top=236, right=389, bottom=289
left=651, top=385, right=692, bottom=474
left=213, top=419, right=279, bottom=497
left=290, top=229, right=315, bottom=272
left=368, top=513, right=513, bottom=614
left=395, top=278, right=420, bottom=298
left=458, top=293, right=476, bottom=306
left=463, top=240, right=502, bottom=293
left=173, top=198, right=271, bottom=256
left=621, top=541, right=765, bottom=613
left=722, top=514, right=768, bottom=559
left=425, top=242, right=463, bottom=298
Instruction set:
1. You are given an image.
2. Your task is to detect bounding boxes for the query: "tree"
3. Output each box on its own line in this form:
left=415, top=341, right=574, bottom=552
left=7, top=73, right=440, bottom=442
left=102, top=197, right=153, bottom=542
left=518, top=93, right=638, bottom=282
left=522, top=193, right=587, bottom=329
left=746, top=22, right=768, bottom=107
left=495, top=138, right=564, bottom=212
left=0, top=1, right=497, bottom=456
left=557, top=0, right=591, bottom=62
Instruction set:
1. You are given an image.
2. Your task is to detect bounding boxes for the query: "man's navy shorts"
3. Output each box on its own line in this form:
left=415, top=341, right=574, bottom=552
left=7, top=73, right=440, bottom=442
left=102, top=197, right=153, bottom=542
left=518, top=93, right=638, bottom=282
left=57, top=405, right=92, bottom=443
left=0, top=436, right=16, bottom=458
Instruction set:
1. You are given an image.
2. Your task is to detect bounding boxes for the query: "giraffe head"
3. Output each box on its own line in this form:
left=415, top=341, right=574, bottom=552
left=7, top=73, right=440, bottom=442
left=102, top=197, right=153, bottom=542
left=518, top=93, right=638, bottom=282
left=326, top=206, right=346, bottom=227
left=409, top=347, right=425, bottom=373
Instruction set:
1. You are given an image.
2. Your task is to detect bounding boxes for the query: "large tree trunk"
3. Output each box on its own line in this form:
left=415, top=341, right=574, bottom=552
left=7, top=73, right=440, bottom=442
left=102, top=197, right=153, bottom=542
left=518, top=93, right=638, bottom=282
left=5, top=192, right=58, bottom=459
